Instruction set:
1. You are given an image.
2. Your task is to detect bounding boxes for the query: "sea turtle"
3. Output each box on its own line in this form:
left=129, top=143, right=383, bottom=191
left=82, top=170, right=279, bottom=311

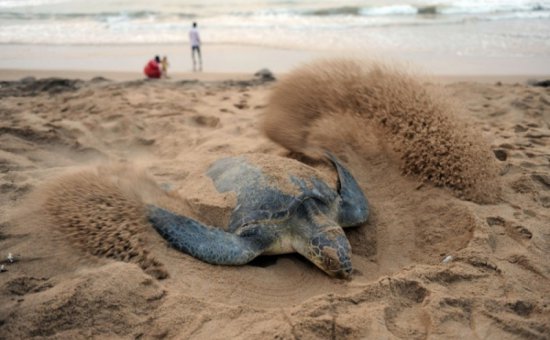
left=147, top=152, right=369, bottom=278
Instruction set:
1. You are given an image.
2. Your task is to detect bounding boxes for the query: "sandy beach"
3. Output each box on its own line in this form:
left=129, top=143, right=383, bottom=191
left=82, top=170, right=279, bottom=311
left=2, top=43, right=550, bottom=78
left=2, top=2, right=550, bottom=338
left=0, top=55, right=548, bottom=339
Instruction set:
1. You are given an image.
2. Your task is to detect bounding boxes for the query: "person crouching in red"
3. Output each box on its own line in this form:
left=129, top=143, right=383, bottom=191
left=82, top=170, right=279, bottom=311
left=144, top=55, right=162, bottom=79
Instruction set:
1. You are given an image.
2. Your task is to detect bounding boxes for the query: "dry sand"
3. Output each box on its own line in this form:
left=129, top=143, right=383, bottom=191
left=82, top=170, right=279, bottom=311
left=0, top=62, right=549, bottom=339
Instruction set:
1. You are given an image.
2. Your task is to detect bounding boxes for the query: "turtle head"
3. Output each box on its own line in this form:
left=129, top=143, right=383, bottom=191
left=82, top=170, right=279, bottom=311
left=305, top=227, right=352, bottom=279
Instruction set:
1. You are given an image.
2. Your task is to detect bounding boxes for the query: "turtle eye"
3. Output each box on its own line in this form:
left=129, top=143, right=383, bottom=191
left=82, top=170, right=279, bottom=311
left=320, top=247, right=339, bottom=268
left=324, top=257, right=334, bottom=268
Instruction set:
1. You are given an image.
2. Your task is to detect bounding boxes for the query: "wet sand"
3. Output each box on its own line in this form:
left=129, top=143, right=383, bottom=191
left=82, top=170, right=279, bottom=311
left=2, top=43, right=550, bottom=76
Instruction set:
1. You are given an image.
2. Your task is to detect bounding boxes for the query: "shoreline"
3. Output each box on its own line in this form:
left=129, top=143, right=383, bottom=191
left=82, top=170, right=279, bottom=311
left=0, top=68, right=548, bottom=85
left=1, top=43, right=550, bottom=80
left=0, top=69, right=256, bottom=82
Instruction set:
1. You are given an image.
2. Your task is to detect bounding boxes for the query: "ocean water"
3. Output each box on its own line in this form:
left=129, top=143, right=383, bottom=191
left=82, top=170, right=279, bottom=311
left=1, top=0, right=549, bottom=58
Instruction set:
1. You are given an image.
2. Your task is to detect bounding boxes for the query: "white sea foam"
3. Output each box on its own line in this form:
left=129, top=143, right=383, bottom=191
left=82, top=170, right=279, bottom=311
left=359, top=5, right=418, bottom=16
left=0, top=0, right=549, bottom=58
left=0, top=0, right=69, bottom=8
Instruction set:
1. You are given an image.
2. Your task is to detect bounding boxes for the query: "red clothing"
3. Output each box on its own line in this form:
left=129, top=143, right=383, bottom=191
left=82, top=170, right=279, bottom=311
left=144, top=60, right=161, bottom=78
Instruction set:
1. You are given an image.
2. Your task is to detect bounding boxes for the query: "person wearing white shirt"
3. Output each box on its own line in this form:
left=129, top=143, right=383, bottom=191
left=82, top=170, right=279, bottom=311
left=189, top=22, right=202, bottom=71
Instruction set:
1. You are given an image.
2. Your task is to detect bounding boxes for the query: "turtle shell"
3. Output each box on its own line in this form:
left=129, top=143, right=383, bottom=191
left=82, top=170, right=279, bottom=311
left=180, top=153, right=338, bottom=232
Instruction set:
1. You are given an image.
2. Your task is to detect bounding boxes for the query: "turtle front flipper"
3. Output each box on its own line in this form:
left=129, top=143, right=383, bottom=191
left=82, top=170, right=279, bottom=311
left=326, top=153, right=369, bottom=227
left=147, top=205, right=264, bottom=265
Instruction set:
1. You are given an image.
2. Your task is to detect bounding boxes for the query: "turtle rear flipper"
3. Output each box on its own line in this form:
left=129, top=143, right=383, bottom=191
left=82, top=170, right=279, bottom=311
left=326, top=153, right=369, bottom=227
left=147, top=205, right=264, bottom=265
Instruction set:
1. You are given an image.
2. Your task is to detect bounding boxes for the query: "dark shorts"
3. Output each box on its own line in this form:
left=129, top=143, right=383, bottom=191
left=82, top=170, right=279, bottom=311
left=192, top=46, right=201, bottom=53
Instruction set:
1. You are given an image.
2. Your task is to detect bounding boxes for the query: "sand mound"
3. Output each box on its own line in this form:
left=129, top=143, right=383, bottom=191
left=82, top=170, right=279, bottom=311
left=2, top=262, right=165, bottom=338
left=262, top=59, right=501, bottom=202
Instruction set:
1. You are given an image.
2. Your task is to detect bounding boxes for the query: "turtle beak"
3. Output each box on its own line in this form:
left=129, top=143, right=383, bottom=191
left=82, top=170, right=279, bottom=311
left=308, top=228, right=353, bottom=279
left=323, top=248, right=353, bottom=279
left=334, top=265, right=353, bottom=280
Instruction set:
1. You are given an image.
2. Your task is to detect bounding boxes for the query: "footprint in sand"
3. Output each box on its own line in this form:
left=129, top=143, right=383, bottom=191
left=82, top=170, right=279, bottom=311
left=192, top=115, right=220, bottom=128
left=493, top=149, right=508, bottom=161
left=514, top=124, right=529, bottom=133
left=219, top=108, right=234, bottom=114
left=3, top=276, right=53, bottom=296
left=486, top=215, right=533, bottom=242
left=539, top=196, right=550, bottom=208
left=382, top=279, right=430, bottom=339
left=233, top=100, right=249, bottom=110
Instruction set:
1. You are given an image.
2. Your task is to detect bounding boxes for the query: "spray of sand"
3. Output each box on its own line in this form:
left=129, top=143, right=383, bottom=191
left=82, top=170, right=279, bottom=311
left=262, top=59, right=501, bottom=203
left=25, top=164, right=191, bottom=279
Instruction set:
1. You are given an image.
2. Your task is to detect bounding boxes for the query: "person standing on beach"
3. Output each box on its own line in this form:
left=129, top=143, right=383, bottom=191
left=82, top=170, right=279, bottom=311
left=144, top=55, right=162, bottom=79
left=189, top=22, right=202, bottom=71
